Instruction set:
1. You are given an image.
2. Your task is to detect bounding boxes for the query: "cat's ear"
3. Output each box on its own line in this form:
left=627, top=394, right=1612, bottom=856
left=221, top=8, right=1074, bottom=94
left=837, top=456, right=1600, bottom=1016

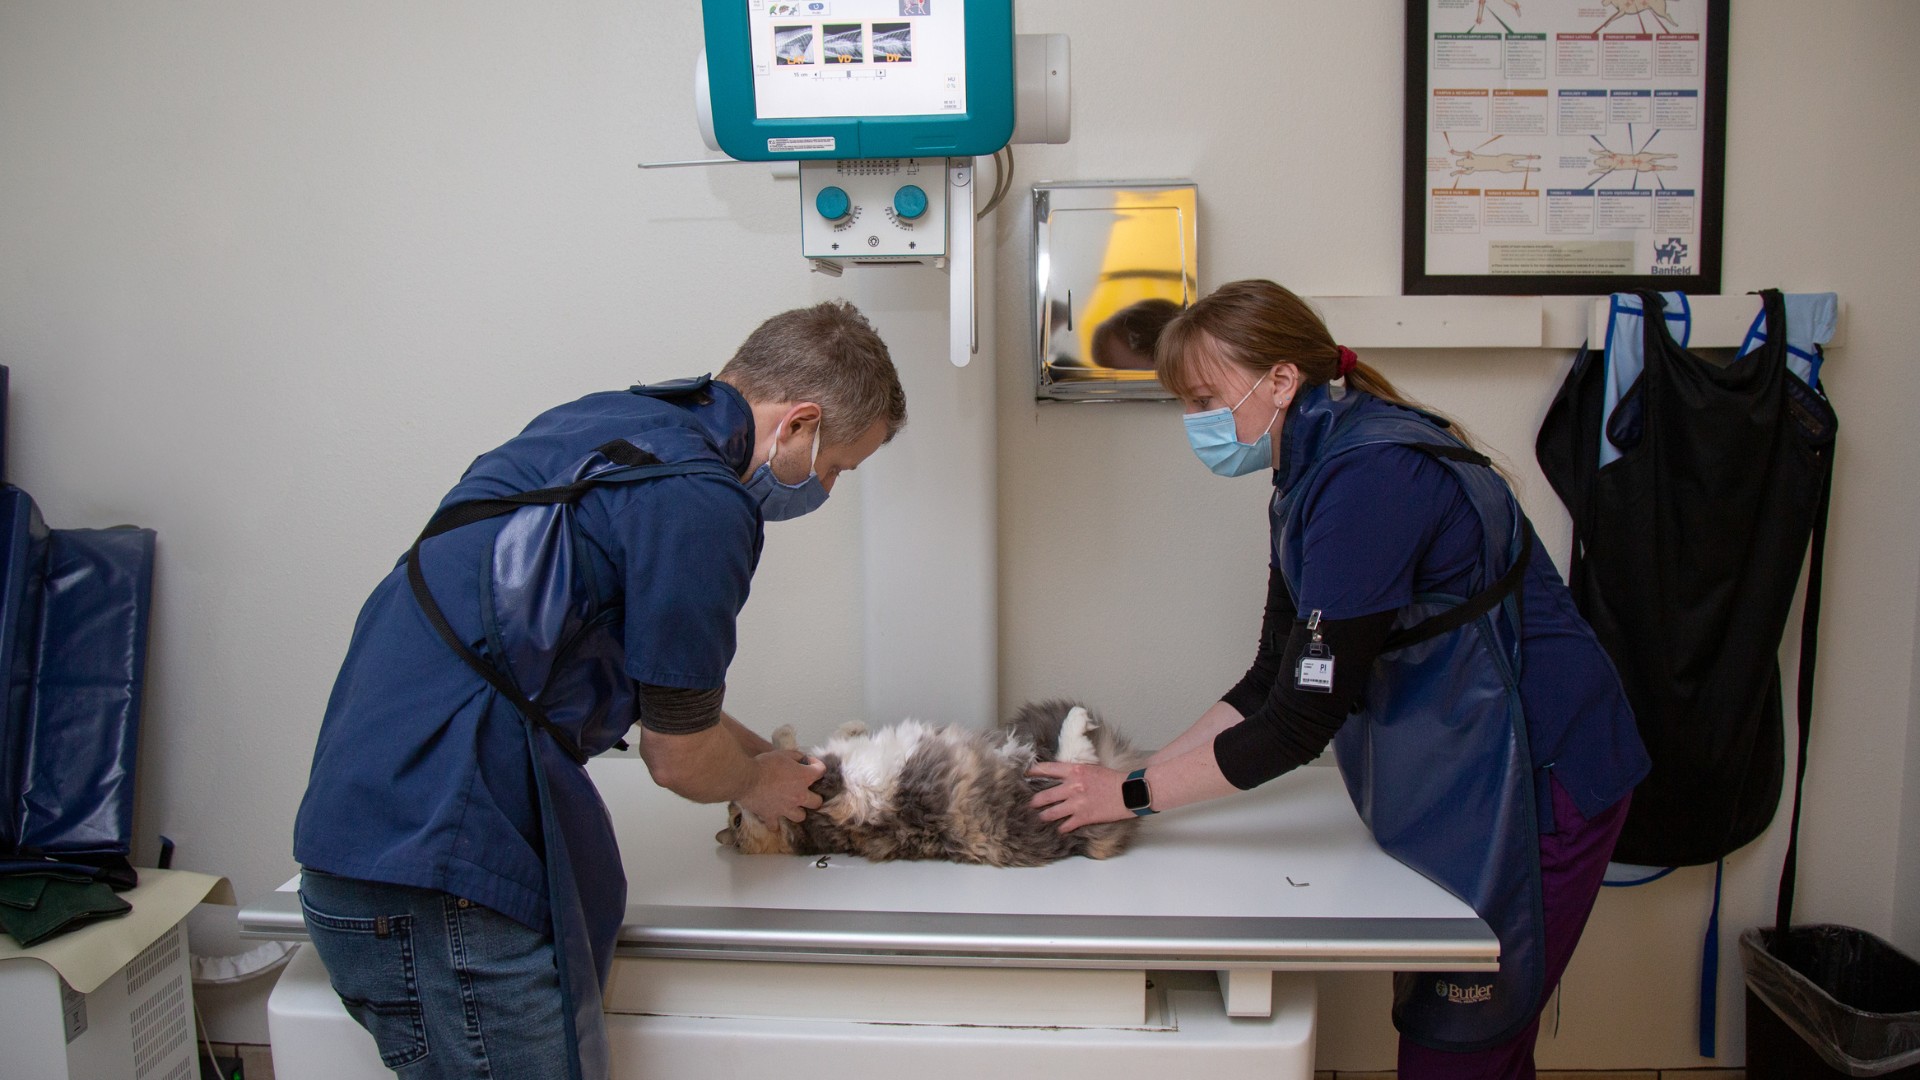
left=772, top=724, right=799, bottom=750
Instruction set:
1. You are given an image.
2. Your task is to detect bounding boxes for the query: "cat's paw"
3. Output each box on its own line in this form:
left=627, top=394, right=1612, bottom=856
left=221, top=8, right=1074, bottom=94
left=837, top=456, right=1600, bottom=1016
left=1057, top=706, right=1100, bottom=765
left=771, top=724, right=799, bottom=750
left=833, top=720, right=870, bottom=740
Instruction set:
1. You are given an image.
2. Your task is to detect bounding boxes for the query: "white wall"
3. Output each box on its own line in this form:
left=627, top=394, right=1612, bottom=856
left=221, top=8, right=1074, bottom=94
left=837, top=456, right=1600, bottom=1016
left=0, top=0, right=901, bottom=1041
left=2, top=0, right=1917, bottom=1067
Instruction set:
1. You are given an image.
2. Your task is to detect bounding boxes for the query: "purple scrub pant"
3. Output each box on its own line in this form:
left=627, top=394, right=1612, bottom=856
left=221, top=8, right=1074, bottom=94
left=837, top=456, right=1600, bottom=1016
left=1397, top=777, right=1631, bottom=1080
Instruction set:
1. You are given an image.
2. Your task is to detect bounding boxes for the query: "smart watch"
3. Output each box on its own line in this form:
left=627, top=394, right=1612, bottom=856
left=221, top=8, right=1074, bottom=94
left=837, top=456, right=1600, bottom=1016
left=1121, top=768, right=1157, bottom=816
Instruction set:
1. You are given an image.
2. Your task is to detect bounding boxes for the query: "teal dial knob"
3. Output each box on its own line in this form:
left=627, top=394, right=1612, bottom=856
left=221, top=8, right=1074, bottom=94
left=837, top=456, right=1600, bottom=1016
left=892, top=185, right=928, bottom=220
left=815, top=186, right=851, bottom=221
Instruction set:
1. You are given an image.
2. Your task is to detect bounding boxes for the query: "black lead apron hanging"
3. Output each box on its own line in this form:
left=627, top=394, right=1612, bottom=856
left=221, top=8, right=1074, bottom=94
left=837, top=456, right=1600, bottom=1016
left=1536, top=289, right=1837, bottom=868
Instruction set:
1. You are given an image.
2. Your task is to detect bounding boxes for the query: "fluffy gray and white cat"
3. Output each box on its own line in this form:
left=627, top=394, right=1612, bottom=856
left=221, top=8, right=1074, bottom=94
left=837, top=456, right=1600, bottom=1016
left=716, top=700, right=1148, bottom=866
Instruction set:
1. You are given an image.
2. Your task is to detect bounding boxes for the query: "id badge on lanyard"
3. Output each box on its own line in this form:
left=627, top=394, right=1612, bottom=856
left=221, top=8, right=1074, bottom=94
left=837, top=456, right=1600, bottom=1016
left=1295, top=609, right=1335, bottom=693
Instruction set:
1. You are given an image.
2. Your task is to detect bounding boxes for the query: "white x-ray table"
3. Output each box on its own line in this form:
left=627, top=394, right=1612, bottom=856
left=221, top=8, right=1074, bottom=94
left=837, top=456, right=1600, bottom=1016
left=244, top=760, right=1495, bottom=1079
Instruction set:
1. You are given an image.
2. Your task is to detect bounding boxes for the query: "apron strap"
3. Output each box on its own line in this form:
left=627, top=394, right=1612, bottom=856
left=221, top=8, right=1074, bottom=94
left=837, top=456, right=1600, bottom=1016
left=1379, top=443, right=1533, bottom=655
left=404, top=441, right=738, bottom=764
left=1699, top=857, right=1724, bottom=1057
left=1774, top=447, right=1833, bottom=935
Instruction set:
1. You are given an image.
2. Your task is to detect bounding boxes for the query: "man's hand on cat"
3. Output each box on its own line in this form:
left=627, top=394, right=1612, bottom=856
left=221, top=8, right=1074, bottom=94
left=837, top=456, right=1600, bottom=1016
left=739, top=750, right=827, bottom=826
left=1027, top=762, right=1129, bottom=833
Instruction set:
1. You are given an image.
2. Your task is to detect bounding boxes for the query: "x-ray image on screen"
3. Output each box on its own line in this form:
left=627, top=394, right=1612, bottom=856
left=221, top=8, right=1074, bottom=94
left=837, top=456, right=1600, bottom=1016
left=773, top=25, right=814, bottom=65
left=747, top=0, right=968, bottom=120
left=823, top=24, right=865, bottom=63
left=872, top=23, right=912, bottom=61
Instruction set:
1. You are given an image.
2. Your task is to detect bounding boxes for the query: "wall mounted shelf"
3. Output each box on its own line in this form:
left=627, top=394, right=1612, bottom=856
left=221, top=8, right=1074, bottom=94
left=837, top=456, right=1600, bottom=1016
left=1311, top=294, right=1844, bottom=352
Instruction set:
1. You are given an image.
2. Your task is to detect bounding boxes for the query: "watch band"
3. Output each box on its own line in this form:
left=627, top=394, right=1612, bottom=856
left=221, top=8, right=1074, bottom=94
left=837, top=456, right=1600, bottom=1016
left=1122, top=767, right=1157, bottom=816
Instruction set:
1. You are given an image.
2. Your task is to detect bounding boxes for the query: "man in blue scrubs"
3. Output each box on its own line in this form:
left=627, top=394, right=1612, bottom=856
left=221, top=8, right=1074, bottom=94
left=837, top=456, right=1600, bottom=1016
left=292, top=300, right=907, bottom=1080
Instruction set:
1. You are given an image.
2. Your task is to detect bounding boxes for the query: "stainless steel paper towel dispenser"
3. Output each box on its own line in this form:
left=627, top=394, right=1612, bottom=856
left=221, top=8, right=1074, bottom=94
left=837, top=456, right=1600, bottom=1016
left=1030, top=180, right=1198, bottom=401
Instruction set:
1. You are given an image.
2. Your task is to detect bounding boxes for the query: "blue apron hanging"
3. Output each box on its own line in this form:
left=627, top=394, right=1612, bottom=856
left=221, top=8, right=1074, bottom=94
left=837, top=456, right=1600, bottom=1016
left=407, top=434, right=737, bottom=1080
left=1274, top=392, right=1541, bottom=1051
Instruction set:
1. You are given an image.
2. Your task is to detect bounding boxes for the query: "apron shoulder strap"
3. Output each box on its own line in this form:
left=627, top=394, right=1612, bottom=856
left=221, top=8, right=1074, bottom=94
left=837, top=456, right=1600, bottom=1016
left=405, top=442, right=738, bottom=763
left=1378, top=442, right=1533, bottom=655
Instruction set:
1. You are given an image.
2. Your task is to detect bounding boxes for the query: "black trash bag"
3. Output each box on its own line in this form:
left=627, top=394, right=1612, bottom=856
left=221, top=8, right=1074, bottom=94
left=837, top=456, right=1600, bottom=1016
left=1742, top=925, right=1920, bottom=1077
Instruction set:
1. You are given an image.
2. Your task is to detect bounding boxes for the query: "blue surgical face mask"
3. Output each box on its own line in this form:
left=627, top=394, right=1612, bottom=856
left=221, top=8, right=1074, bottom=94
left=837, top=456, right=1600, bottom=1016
left=1183, top=377, right=1281, bottom=477
left=745, top=422, right=829, bottom=521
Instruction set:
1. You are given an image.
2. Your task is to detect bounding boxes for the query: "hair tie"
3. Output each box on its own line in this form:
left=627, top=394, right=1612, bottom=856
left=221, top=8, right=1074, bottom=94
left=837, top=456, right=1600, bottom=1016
left=1336, top=346, right=1358, bottom=378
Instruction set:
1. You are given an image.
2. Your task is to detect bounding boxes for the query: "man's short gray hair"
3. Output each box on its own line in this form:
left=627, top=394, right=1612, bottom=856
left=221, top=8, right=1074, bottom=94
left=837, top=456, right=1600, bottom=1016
left=718, top=301, right=907, bottom=445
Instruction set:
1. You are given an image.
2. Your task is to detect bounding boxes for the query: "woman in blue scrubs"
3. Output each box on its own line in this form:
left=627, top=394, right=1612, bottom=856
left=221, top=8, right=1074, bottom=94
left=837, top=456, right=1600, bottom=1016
left=1032, top=280, right=1649, bottom=1079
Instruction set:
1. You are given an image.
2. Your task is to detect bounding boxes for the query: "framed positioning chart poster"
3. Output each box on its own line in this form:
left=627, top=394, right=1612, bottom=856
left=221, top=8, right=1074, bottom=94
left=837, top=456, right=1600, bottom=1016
left=1404, top=0, right=1727, bottom=295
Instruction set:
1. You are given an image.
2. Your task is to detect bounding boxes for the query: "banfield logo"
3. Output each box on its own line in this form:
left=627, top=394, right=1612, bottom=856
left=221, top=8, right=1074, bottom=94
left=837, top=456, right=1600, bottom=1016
left=1435, top=980, right=1494, bottom=1005
left=1651, top=236, right=1691, bottom=275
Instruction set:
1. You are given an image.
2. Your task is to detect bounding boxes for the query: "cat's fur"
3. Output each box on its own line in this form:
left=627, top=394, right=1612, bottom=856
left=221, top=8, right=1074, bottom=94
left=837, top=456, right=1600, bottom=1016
left=715, top=700, right=1148, bottom=866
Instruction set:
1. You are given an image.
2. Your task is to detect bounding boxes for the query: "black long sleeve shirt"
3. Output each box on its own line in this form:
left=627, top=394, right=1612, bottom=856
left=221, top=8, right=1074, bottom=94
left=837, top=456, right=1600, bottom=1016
left=1212, top=568, right=1396, bottom=790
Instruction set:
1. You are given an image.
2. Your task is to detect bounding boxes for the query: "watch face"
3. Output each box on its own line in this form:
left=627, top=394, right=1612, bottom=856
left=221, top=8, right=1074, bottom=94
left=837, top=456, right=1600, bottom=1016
left=1121, top=776, right=1150, bottom=811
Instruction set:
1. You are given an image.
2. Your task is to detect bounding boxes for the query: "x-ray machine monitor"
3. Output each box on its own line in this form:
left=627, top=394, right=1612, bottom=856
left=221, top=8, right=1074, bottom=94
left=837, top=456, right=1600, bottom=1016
left=702, top=0, right=1015, bottom=161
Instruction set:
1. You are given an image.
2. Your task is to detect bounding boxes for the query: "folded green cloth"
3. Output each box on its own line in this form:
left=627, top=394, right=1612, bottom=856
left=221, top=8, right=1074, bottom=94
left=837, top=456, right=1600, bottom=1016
left=0, top=874, right=52, bottom=911
left=0, top=877, right=132, bottom=947
left=0, top=869, right=97, bottom=911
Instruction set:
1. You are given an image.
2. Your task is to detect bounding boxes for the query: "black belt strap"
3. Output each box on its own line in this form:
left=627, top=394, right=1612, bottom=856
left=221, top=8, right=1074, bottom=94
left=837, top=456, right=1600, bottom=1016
left=405, top=442, right=734, bottom=765
left=1379, top=442, right=1533, bottom=655
left=1774, top=465, right=1833, bottom=935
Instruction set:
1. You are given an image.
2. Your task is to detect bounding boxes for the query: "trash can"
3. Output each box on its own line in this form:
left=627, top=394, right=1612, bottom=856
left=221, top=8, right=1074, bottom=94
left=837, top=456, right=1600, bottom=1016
left=1741, top=925, right=1920, bottom=1078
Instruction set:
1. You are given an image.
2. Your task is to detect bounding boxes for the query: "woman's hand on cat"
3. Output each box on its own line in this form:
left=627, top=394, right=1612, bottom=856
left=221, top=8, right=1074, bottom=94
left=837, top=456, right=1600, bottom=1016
left=738, top=750, right=827, bottom=826
left=1027, top=762, right=1129, bottom=833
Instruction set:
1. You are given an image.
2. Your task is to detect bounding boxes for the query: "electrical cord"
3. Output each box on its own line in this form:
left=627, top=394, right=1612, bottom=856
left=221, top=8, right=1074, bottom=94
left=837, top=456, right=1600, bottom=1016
left=197, top=1002, right=231, bottom=1080
left=976, top=146, right=1015, bottom=220
left=998, top=146, right=1015, bottom=211
left=974, top=148, right=1002, bottom=220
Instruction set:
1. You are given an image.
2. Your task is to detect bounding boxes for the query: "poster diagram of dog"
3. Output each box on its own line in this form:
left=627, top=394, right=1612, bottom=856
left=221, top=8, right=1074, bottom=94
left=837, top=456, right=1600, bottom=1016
left=1476, top=0, right=1521, bottom=27
left=1436, top=134, right=1541, bottom=190
left=1596, top=0, right=1679, bottom=34
left=1589, top=147, right=1678, bottom=177
left=1451, top=149, right=1543, bottom=177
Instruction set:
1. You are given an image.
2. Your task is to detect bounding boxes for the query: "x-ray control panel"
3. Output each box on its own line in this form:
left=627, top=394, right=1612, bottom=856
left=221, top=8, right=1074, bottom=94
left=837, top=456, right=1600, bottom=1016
left=798, top=158, right=948, bottom=261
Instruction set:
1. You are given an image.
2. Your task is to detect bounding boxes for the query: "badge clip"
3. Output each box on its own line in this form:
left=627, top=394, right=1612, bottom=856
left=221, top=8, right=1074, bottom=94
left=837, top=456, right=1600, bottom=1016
left=1295, top=609, right=1335, bottom=693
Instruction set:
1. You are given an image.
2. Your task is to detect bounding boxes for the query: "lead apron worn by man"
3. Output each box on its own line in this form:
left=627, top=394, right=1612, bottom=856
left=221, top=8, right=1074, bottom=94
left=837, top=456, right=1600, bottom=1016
left=297, top=379, right=765, bottom=1080
left=412, top=444, right=739, bottom=1080
left=1273, top=391, right=1543, bottom=1050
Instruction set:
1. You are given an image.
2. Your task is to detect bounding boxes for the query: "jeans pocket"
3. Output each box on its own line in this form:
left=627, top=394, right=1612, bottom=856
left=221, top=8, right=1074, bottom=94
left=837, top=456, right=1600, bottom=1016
left=299, top=892, right=430, bottom=1069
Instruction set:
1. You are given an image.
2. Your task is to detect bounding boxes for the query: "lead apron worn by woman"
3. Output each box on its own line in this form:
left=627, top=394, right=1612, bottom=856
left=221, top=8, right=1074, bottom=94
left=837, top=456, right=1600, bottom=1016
left=407, top=434, right=737, bottom=1080
left=1275, top=388, right=1542, bottom=1050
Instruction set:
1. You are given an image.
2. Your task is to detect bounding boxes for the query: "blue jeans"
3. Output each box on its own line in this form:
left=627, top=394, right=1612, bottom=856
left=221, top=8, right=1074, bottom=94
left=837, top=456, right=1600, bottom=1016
left=298, top=870, right=572, bottom=1079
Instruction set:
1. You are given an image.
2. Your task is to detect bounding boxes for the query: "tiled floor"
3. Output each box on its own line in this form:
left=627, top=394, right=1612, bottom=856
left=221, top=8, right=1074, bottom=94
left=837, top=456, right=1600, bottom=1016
left=199, top=1042, right=276, bottom=1080
left=220, top=1046, right=1743, bottom=1080
left=1316, top=1072, right=1744, bottom=1079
